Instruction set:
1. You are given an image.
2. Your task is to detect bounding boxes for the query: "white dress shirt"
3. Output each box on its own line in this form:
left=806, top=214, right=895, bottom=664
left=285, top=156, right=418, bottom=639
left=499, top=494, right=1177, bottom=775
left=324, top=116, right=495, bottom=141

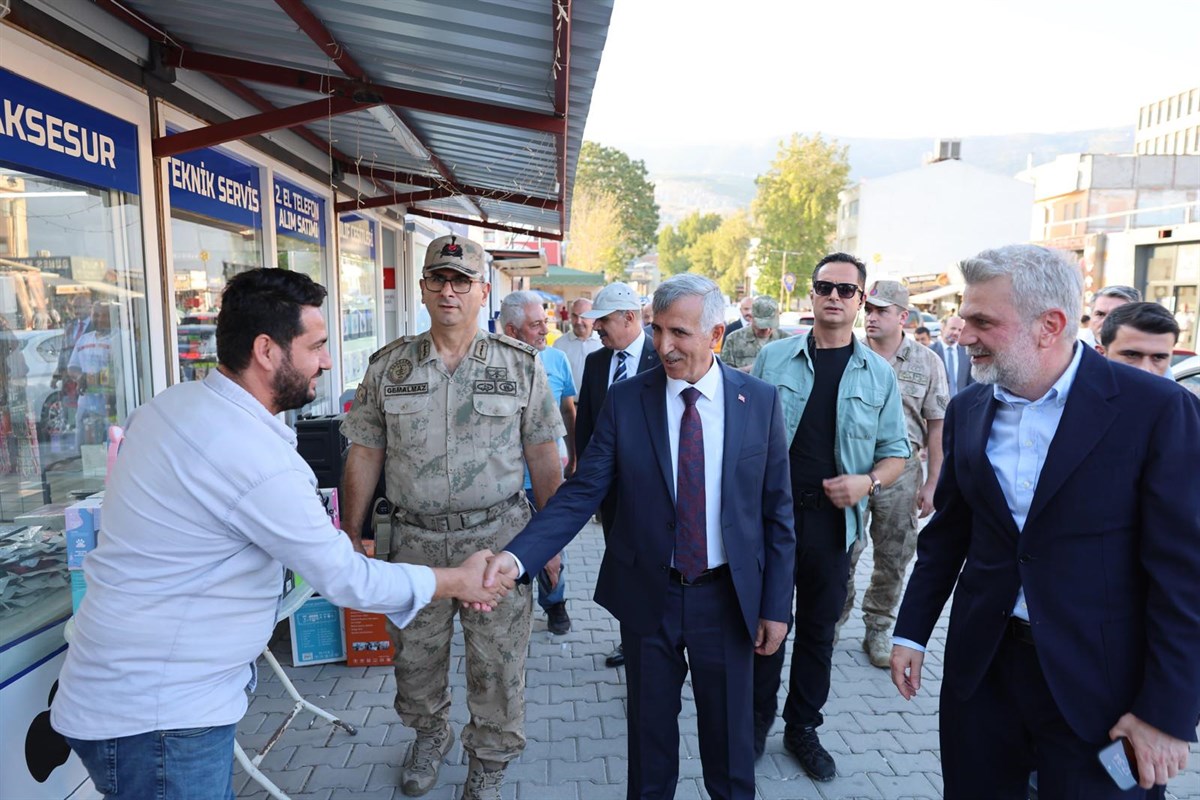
left=52, top=370, right=435, bottom=739
left=665, top=357, right=728, bottom=569
left=608, top=330, right=648, bottom=386
left=553, top=330, right=602, bottom=393
left=894, top=343, right=1084, bottom=652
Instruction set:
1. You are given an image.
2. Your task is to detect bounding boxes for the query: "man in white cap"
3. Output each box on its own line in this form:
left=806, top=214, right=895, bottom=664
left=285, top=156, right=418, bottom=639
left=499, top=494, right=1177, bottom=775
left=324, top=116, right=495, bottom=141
left=577, top=281, right=660, bottom=667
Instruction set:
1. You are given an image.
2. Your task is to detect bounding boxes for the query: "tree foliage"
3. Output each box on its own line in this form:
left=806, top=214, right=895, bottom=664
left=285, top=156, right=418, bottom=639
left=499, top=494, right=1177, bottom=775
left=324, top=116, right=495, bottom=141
left=573, top=142, right=659, bottom=271
left=658, top=211, right=754, bottom=297
left=751, top=133, right=850, bottom=299
left=566, top=188, right=623, bottom=276
left=657, top=211, right=722, bottom=276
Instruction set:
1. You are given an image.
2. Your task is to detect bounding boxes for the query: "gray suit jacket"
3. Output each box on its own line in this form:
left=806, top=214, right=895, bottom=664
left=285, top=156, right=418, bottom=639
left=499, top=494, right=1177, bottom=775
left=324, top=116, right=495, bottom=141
left=931, top=340, right=973, bottom=396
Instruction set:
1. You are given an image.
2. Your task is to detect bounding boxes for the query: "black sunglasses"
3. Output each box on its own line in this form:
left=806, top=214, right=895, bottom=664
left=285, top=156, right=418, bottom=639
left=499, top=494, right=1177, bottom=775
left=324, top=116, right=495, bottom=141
left=812, top=280, right=863, bottom=300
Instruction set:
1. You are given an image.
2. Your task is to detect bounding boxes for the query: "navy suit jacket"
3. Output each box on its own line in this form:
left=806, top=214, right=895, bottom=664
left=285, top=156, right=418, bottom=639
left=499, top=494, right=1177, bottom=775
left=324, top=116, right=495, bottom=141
left=504, top=361, right=796, bottom=640
left=930, top=339, right=974, bottom=395
left=575, top=341, right=659, bottom=532
left=895, top=346, right=1200, bottom=742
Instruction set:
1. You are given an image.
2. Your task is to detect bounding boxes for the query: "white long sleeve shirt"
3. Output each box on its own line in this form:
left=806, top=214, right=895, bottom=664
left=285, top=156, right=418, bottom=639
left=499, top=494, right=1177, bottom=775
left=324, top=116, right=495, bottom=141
left=52, top=370, right=434, bottom=740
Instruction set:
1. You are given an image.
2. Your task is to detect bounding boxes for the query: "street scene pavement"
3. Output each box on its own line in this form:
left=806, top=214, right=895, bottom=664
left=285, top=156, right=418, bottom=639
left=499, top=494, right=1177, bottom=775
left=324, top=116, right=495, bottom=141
left=237, top=521, right=1200, bottom=800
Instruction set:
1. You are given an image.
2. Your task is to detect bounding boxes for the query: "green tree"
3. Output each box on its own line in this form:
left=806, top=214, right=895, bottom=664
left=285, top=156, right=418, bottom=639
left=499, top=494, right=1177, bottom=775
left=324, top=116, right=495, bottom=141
left=658, top=211, right=722, bottom=276
left=566, top=188, right=623, bottom=276
left=574, top=142, right=660, bottom=268
left=751, top=133, right=850, bottom=299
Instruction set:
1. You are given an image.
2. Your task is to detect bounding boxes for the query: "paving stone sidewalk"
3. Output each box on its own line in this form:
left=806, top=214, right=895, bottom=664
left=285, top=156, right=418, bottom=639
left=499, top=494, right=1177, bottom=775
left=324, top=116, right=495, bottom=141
left=237, top=521, right=1200, bottom=800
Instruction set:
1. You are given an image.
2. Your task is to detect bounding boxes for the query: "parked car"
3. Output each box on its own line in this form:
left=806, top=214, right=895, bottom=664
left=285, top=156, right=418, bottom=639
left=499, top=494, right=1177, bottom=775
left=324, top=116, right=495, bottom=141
left=1171, top=348, right=1196, bottom=367
left=10, top=328, right=71, bottom=440
left=1174, top=354, right=1200, bottom=400
left=778, top=311, right=814, bottom=337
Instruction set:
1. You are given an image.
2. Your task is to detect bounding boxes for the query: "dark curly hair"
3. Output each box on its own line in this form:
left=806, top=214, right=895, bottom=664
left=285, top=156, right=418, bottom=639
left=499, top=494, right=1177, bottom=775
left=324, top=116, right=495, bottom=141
left=216, top=268, right=327, bottom=372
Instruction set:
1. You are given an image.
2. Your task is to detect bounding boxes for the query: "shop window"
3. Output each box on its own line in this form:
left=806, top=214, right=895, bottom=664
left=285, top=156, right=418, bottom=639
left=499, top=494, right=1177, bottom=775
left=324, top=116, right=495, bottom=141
left=1, top=69, right=151, bottom=520
left=338, top=215, right=378, bottom=397
left=167, top=138, right=263, bottom=383
left=274, top=178, right=332, bottom=416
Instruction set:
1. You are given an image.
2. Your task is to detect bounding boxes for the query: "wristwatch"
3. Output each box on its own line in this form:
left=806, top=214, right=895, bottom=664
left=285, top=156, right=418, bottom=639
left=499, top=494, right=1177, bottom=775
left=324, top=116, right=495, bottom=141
left=868, top=471, right=883, bottom=497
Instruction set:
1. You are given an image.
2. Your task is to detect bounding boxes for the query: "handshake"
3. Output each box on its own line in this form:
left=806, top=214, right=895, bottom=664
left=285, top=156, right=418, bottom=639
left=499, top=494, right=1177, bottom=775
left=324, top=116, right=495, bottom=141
left=435, top=550, right=523, bottom=612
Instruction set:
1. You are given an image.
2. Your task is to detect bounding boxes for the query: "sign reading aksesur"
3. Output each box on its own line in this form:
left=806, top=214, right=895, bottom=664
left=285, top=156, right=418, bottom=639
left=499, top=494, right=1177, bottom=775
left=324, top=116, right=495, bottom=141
left=0, top=68, right=139, bottom=194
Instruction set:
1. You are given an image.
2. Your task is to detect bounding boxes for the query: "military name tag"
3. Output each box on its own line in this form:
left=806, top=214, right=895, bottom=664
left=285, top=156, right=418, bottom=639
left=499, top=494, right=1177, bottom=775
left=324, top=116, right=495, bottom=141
left=384, top=383, right=429, bottom=396
left=898, top=369, right=928, bottom=385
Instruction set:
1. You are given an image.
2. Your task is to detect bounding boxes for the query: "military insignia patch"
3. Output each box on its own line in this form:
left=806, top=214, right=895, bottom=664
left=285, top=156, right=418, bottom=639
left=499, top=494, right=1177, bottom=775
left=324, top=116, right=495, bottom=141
left=497, top=381, right=517, bottom=395
left=384, top=383, right=429, bottom=396
left=354, top=384, right=367, bottom=405
left=898, top=369, right=927, bottom=385
left=474, top=380, right=497, bottom=393
left=485, top=367, right=509, bottom=380
left=388, top=359, right=413, bottom=383
left=474, top=339, right=489, bottom=360
left=418, top=339, right=431, bottom=361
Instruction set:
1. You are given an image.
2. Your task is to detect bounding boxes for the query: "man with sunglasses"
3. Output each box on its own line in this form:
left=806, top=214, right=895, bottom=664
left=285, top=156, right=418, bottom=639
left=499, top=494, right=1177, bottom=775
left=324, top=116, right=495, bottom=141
left=341, top=235, right=565, bottom=800
left=749, top=253, right=909, bottom=779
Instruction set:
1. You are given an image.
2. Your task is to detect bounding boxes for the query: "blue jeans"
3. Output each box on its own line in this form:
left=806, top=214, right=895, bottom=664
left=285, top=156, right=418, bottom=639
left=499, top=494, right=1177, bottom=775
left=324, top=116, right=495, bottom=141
left=525, top=488, right=567, bottom=610
left=65, top=724, right=237, bottom=800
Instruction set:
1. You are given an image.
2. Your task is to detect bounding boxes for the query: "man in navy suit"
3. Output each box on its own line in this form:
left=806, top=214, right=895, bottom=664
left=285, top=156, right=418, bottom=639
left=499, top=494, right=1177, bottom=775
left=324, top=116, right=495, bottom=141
left=485, top=274, right=795, bottom=800
left=891, top=244, right=1200, bottom=799
left=930, top=314, right=973, bottom=397
left=576, top=281, right=661, bottom=667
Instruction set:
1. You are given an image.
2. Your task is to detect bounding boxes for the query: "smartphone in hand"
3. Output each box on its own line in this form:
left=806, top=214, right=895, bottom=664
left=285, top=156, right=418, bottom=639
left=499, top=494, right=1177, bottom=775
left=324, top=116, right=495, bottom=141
left=1097, top=737, right=1138, bottom=790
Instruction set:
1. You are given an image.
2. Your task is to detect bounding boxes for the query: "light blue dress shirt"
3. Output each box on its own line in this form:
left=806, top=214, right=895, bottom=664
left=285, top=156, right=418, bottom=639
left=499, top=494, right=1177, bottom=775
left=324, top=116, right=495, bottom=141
left=894, top=343, right=1084, bottom=652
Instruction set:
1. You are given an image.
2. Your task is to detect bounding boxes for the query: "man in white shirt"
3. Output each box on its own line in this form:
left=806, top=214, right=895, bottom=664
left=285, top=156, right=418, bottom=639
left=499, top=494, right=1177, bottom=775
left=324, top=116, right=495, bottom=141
left=51, top=268, right=509, bottom=800
left=552, top=297, right=602, bottom=394
left=930, top=314, right=973, bottom=398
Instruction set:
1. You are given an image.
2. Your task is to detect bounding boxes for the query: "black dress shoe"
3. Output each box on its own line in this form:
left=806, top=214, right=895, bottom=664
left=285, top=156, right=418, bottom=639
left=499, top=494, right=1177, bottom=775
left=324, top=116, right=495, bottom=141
left=783, top=725, right=836, bottom=781
left=546, top=602, right=571, bottom=635
left=605, top=644, right=624, bottom=667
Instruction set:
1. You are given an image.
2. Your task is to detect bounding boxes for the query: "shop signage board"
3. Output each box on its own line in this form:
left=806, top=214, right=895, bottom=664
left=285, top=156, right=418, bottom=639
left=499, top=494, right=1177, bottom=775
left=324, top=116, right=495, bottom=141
left=275, top=178, right=326, bottom=247
left=339, top=214, right=376, bottom=261
left=289, top=596, right=345, bottom=666
left=0, top=68, right=140, bottom=195
left=165, top=128, right=262, bottom=230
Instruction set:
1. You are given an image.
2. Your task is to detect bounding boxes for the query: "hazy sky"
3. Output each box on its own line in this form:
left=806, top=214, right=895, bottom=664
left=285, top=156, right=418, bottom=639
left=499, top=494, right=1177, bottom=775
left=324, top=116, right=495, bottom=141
left=582, top=0, right=1200, bottom=147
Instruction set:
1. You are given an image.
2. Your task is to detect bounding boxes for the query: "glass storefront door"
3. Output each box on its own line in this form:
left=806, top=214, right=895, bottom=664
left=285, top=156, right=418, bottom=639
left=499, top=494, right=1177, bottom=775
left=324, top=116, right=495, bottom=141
left=338, top=214, right=378, bottom=396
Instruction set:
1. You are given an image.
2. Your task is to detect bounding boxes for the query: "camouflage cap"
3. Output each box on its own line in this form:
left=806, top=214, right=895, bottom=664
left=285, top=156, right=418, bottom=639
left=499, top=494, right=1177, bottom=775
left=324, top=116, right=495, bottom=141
left=423, top=235, right=485, bottom=279
left=751, top=296, right=779, bottom=329
left=865, top=280, right=909, bottom=308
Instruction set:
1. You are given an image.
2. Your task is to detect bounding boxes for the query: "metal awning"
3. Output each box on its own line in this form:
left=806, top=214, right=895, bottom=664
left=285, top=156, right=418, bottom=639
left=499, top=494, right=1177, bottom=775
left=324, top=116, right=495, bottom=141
left=531, top=264, right=605, bottom=287
left=909, top=283, right=964, bottom=304
left=7, top=0, right=613, bottom=241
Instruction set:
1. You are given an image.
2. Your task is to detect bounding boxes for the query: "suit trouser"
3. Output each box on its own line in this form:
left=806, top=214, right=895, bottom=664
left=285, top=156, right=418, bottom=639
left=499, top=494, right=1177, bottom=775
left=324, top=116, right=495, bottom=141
left=753, top=499, right=850, bottom=733
left=941, top=627, right=1166, bottom=800
left=840, top=454, right=923, bottom=632
left=622, top=571, right=755, bottom=800
left=384, top=501, right=534, bottom=764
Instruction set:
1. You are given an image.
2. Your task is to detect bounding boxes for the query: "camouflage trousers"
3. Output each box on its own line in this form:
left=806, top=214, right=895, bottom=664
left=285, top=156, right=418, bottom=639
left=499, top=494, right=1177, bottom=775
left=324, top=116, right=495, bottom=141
left=385, top=500, right=534, bottom=764
left=840, top=454, right=923, bottom=632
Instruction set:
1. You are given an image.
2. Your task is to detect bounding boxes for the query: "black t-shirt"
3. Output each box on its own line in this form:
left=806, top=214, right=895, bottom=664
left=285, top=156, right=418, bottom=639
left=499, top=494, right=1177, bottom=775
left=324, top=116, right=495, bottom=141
left=790, top=338, right=854, bottom=489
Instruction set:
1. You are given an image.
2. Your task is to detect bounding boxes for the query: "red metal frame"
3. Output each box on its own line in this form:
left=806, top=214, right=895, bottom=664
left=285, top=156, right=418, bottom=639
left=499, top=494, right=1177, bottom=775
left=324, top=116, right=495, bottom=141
left=552, top=0, right=572, bottom=238
left=152, top=96, right=371, bottom=158
left=406, top=207, right=562, bottom=242
left=334, top=188, right=457, bottom=213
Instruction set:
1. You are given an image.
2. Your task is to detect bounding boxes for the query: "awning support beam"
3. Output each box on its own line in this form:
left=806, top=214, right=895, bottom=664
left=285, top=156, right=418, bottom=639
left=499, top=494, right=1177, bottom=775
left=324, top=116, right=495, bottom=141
left=406, top=207, right=562, bottom=242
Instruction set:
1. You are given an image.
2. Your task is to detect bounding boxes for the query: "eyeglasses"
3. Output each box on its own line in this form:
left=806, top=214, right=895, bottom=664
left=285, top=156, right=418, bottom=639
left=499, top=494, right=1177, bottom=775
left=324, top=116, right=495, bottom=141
left=812, top=281, right=863, bottom=300
left=423, top=274, right=478, bottom=294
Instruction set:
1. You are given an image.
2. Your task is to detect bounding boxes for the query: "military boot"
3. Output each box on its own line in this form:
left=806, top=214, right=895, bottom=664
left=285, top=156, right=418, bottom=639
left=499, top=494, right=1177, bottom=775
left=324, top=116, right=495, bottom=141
left=400, top=724, right=454, bottom=796
left=863, top=628, right=892, bottom=669
left=459, top=756, right=505, bottom=800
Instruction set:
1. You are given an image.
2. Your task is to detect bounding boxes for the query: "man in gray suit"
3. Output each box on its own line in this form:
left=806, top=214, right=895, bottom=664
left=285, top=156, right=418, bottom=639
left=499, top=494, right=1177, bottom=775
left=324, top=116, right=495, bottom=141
left=931, top=314, right=973, bottom=398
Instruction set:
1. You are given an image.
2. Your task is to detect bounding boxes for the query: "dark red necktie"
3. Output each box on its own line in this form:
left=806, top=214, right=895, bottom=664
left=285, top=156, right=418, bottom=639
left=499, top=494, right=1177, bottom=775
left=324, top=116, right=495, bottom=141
left=675, top=387, right=707, bottom=581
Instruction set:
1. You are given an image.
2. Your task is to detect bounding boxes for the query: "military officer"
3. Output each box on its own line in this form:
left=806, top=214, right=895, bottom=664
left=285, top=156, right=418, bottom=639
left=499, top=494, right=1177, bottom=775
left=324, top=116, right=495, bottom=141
left=340, top=235, right=565, bottom=800
left=840, top=280, right=949, bottom=668
left=721, top=296, right=789, bottom=371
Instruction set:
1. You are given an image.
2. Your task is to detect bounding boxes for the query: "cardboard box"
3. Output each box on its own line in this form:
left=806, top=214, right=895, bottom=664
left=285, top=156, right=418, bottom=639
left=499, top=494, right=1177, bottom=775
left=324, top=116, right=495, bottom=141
left=69, top=570, right=87, bottom=614
left=289, top=596, right=345, bottom=666
left=64, top=497, right=102, bottom=569
left=342, top=540, right=396, bottom=666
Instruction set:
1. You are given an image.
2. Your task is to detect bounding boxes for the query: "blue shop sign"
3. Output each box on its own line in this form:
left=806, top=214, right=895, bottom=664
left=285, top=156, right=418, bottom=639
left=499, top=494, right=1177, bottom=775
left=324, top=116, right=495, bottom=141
left=0, top=68, right=140, bottom=194
left=165, top=128, right=262, bottom=229
left=275, top=178, right=326, bottom=247
left=339, top=214, right=376, bottom=261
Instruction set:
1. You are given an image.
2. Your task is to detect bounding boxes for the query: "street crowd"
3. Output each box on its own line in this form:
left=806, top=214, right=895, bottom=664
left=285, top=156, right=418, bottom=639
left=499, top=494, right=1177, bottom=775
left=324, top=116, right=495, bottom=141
left=50, top=236, right=1199, bottom=800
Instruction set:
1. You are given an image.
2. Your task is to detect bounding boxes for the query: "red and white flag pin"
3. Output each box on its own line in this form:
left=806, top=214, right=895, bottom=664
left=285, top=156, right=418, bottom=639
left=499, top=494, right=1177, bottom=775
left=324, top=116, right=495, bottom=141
left=737, top=393, right=746, bottom=403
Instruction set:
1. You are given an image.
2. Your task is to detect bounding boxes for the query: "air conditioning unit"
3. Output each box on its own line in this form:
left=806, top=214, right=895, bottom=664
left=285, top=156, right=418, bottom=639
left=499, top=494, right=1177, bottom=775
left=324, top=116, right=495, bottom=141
left=932, top=138, right=962, bottom=162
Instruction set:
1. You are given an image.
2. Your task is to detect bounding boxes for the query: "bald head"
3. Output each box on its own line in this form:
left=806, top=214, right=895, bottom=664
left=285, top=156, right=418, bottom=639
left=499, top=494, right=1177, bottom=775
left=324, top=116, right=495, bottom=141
left=570, top=298, right=595, bottom=339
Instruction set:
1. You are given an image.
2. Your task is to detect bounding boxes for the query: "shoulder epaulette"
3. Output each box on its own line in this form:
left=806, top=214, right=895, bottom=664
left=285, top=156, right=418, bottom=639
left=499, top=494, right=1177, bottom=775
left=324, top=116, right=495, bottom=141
left=489, top=332, right=538, bottom=357
left=368, top=336, right=415, bottom=364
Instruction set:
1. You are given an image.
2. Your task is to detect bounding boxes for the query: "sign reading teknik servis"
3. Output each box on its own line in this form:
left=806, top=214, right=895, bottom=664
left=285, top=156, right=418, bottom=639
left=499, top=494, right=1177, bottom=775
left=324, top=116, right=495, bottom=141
left=0, top=68, right=140, bottom=194
left=165, top=127, right=262, bottom=229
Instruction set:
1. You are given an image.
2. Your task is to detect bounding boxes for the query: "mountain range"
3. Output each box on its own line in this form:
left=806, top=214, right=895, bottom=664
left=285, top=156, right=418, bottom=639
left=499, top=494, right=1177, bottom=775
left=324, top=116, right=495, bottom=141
left=622, top=127, right=1134, bottom=227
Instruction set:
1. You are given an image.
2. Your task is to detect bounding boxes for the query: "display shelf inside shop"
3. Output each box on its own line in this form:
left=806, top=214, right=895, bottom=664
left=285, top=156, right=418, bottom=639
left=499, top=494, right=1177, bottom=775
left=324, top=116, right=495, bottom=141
left=1, top=504, right=72, bottom=658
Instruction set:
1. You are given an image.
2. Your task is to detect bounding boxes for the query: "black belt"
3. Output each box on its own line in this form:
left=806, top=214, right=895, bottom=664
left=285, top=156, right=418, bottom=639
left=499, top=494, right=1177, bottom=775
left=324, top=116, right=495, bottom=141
left=1007, top=617, right=1035, bottom=646
left=392, top=493, right=523, bottom=532
left=668, top=564, right=730, bottom=587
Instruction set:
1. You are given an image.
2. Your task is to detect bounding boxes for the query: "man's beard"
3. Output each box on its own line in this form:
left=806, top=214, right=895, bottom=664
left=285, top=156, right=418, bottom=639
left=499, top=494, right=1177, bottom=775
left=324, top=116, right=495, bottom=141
left=273, top=350, right=318, bottom=411
left=970, top=332, right=1039, bottom=390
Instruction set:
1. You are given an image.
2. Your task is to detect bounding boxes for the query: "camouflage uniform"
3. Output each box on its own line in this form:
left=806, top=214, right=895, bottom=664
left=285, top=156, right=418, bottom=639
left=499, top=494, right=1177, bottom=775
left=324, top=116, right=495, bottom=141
left=341, top=329, right=564, bottom=765
left=842, top=333, right=949, bottom=633
left=720, top=325, right=788, bottom=370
